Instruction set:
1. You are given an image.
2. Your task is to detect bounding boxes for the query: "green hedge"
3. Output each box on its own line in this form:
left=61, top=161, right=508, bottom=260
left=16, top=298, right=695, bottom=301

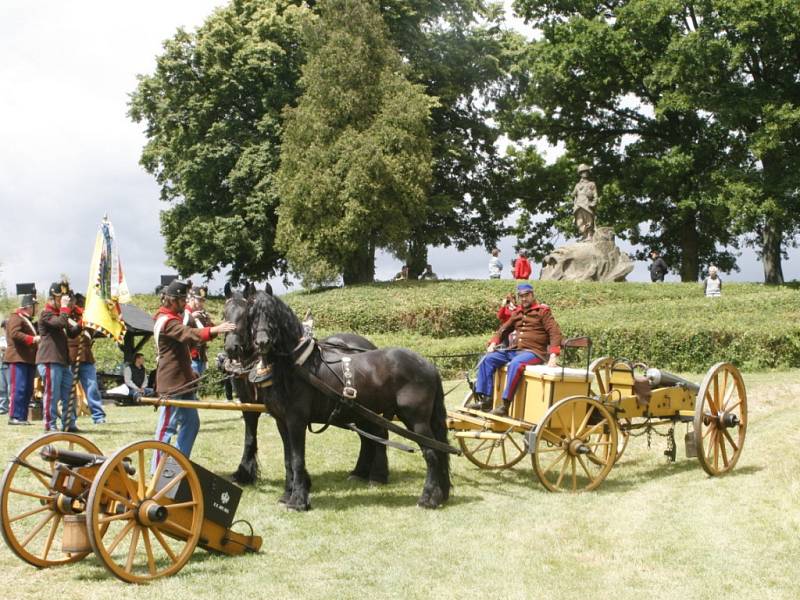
left=6, top=280, right=798, bottom=382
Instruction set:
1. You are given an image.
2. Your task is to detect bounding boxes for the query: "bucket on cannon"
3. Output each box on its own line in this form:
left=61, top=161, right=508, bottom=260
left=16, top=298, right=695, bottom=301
left=62, top=514, right=91, bottom=553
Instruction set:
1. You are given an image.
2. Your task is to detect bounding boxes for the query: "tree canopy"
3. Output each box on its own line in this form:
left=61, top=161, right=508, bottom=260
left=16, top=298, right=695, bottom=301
left=275, top=0, right=435, bottom=286
left=504, top=0, right=799, bottom=281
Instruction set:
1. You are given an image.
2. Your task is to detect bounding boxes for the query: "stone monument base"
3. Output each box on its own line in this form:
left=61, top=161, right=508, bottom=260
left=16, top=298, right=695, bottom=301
left=540, top=227, right=633, bottom=282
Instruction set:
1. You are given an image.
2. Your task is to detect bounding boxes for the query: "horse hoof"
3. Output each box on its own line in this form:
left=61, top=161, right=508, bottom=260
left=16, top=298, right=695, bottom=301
left=277, top=492, right=291, bottom=504
left=285, top=500, right=311, bottom=512
left=347, top=473, right=369, bottom=483
left=417, top=497, right=440, bottom=509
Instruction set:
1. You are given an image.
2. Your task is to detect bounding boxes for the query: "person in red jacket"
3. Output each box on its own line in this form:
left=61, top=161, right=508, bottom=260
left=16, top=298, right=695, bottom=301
left=513, top=250, right=532, bottom=279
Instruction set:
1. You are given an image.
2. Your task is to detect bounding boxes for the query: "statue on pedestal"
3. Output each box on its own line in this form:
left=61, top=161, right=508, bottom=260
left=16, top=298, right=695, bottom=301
left=571, top=164, right=598, bottom=241
left=539, top=163, right=633, bottom=282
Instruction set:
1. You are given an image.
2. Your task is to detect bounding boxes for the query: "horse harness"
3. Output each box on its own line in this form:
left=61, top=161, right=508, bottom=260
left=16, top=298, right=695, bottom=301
left=290, top=338, right=460, bottom=456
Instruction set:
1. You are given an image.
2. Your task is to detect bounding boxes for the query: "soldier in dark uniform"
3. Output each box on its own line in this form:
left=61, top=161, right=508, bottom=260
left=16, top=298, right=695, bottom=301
left=468, top=282, right=563, bottom=416
left=5, top=294, right=39, bottom=425
left=37, top=282, right=81, bottom=432
left=152, top=280, right=234, bottom=459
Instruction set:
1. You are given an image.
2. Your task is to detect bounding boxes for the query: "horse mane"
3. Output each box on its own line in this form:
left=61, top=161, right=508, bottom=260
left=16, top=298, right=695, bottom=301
left=250, top=291, right=303, bottom=356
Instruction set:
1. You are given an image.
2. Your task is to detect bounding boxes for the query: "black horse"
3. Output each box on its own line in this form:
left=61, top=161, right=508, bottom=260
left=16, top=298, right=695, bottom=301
left=243, top=290, right=451, bottom=510
left=222, top=289, right=391, bottom=486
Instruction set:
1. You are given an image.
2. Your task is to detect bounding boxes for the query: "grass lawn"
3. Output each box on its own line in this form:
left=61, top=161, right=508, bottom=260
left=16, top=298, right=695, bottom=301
left=0, top=371, right=798, bottom=599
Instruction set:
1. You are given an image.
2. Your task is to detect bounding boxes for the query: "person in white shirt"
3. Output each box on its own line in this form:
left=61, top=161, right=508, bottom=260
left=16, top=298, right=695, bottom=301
left=488, top=248, right=503, bottom=279
left=702, top=265, right=722, bottom=297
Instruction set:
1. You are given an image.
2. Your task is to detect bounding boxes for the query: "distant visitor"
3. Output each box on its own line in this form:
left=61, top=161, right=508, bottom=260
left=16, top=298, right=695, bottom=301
left=488, top=248, right=503, bottom=279
left=648, top=250, right=668, bottom=282
left=513, top=250, right=532, bottom=280
left=703, top=266, right=722, bottom=297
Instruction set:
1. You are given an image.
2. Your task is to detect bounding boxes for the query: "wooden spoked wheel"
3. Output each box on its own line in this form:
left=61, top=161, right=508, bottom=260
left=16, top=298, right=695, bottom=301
left=532, top=396, right=618, bottom=492
left=694, top=363, right=747, bottom=476
left=458, top=430, right=527, bottom=469
left=85, top=441, right=204, bottom=583
left=0, top=433, right=101, bottom=567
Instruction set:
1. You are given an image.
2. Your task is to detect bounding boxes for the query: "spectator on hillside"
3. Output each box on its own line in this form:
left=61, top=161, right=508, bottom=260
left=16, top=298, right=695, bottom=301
left=649, top=250, right=668, bottom=282
left=513, top=250, right=532, bottom=280
left=418, top=264, right=438, bottom=280
left=488, top=248, right=503, bottom=279
left=393, top=265, right=410, bottom=281
left=702, top=265, right=722, bottom=297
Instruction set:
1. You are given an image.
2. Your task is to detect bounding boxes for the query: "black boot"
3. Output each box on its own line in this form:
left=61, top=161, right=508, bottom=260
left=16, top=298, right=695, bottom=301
left=490, top=399, right=512, bottom=417
left=465, top=393, right=492, bottom=411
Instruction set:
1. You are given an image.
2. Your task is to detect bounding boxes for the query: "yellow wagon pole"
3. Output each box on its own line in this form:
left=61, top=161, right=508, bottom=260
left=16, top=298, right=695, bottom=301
left=137, top=396, right=268, bottom=413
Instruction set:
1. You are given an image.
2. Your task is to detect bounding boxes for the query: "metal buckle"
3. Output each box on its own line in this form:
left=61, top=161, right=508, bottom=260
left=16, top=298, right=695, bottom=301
left=342, top=386, right=358, bottom=399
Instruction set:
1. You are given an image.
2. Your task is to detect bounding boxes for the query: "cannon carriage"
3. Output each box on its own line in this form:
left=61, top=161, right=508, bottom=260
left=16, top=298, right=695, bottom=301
left=0, top=433, right=261, bottom=583
left=447, top=338, right=748, bottom=492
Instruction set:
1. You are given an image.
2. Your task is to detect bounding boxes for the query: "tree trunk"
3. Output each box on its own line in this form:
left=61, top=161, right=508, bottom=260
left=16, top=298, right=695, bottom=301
left=761, top=221, right=784, bottom=284
left=404, top=237, right=428, bottom=280
left=342, top=241, right=375, bottom=285
left=678, top=213, right=699, bottom=281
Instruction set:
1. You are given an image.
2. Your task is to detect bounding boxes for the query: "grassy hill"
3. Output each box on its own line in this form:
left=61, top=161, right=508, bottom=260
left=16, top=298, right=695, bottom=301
left=5, top=279, right=799, bottom=376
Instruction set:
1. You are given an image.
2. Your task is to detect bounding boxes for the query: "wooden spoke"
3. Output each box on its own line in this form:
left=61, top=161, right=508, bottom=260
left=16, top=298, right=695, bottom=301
left=577, top=455, right=593, bottom=480
left=721, top=428, right=739, bottom=453
left=9, top=504, right=51, bottom=524
left=146, top=453, right=169, bottom=498
left=554, top=454, right=569, bottom=489
left=151, top=526, right=178, bottom=563
left=42, top=514, right=61, bottom=561
left=142, top=528, right=157, bottom=576
left=20, top=512, right=55, bottom=548
left=125, top=526, right=141, bottom=573
left=116, top=463, right=140, bottom=504
left=137, top=450, right=146, bottom=500
left=151, top=470, right=186, bottom=502
left=106, top=520, right=135, bottom=555
left=9, top=487, right=51, bottom=502
left=543, top=450, right=567, bottom=474
left=570, top=402, right=577, bottom=437
left=577, top=405, right=595, bottom=438
left=718, top=434, right=729, bottom=467
left=570, top=456, right=577, bottom=492
left=98, top=510, right=134, bottom=524
left=160, top=519, right=194, bottom=539
left=166, top=500, right=199, bottom=510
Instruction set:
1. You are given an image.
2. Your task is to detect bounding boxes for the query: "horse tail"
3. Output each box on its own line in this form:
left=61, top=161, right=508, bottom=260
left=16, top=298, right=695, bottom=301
left=430, top=370, right=452, bottom=500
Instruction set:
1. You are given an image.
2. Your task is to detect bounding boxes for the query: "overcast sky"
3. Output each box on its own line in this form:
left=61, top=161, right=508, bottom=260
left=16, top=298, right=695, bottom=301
left=0, top=1, right=796, bottom=300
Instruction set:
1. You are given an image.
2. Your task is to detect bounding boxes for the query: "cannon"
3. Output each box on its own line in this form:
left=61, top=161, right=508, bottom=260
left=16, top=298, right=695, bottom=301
left=0, top=433, right=261, bottom=583
left=448, top=338, right=747, bottom=492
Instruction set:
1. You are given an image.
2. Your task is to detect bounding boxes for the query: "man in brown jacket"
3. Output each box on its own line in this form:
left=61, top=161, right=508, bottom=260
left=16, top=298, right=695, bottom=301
left=5, top=294, right=39, bottom=425
left=68, top=294, right=107, bottom=424
left=468, top=282, right=563, bottom=415
left=37, top=282, right=81, bottom=432
left=152, top=279, right=234, bottom=459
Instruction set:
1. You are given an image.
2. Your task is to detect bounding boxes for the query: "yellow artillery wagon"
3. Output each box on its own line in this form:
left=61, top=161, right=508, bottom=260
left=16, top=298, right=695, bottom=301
left=447, top=338, right=747, bottom=492
left=0, top=433, right=261, bottom=583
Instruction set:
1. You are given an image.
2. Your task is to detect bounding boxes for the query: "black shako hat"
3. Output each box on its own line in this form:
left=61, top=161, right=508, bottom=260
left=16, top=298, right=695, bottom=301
left=163, top=279, right=190, bottom=298
left=48, top=281, right=71, bottom=297
left=189, top=285, right=208, bottom=299
left=20, top=294, right=37, bottom=308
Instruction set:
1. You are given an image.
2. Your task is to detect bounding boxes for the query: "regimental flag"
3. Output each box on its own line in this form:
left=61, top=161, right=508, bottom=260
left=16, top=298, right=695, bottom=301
left=83, top=218, right=131, bottom=342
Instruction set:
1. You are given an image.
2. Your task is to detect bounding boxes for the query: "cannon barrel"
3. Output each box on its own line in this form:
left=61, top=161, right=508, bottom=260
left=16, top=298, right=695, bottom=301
left=39, top=445, right=136, bottom=475
left=645, top=368, right=700, bottom=393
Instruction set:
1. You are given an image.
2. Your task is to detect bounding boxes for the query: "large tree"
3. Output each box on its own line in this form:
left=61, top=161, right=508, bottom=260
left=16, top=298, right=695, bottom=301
left=129, top=0, right=311, bottom=283
left=130, top=0, right=515, bottom=283
left=503, top=0, right=758, bottom=280
left=275, top=0, right=435, bottom=286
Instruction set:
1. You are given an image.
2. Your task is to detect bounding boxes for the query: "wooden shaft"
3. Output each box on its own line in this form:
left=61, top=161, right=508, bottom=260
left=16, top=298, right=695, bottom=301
left=137, top=397, right=268, bottom=413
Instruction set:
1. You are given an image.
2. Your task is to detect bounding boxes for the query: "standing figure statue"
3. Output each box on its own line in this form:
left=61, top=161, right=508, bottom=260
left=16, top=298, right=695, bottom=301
left=571, top=164, right=598, bottom=241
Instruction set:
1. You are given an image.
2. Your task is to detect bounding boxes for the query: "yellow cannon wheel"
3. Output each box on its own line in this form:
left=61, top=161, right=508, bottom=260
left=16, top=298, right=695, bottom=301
left=458, top=431, right=527, bottom=469
left=0, top=433, right=101, bottom=567
left=589, top=357, right=630, bottom=462
left=694, top=363, right=747, bottom=476
left=532, top=396, right=618, bottom=492
left=86, top=440, right=204, bottom=584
